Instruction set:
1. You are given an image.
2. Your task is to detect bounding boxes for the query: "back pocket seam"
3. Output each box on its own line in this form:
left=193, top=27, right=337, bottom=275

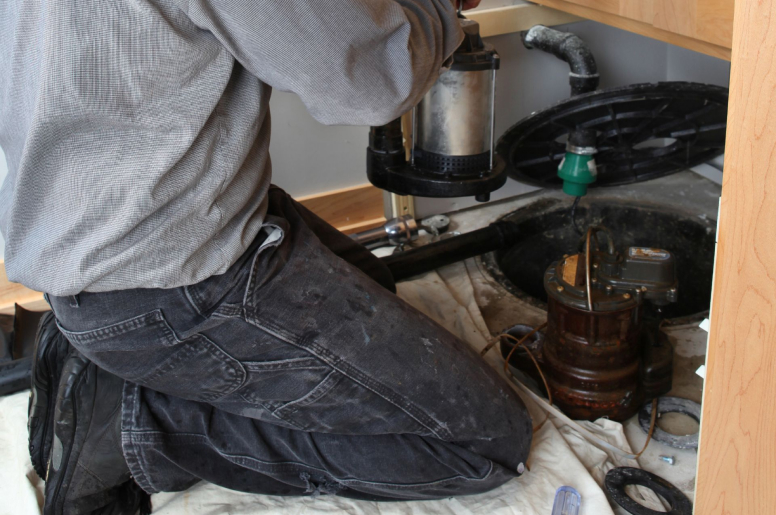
left=241, top=357, right=329, bottom=373
left=138, top=333, right=246, bottom=400
left=57, top=310, right=176, bottom=347
left=271, top=369, right=344, bottom=421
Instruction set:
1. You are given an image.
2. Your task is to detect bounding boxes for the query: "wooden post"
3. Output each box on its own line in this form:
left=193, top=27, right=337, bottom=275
left=695, top=0, right=776, bottom=513
left=389, top=111, right=416, bottom=220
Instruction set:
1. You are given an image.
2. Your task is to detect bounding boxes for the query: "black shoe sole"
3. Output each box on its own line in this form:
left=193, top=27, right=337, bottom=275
left=44, top=353, right=150, bottom=515
left=28, top=311, right=71, bottom=480
left=45, top=352, right=91, bottom=515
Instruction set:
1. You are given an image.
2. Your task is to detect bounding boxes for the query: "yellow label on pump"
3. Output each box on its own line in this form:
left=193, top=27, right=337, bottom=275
left=562, top=254, right=580, bottom=285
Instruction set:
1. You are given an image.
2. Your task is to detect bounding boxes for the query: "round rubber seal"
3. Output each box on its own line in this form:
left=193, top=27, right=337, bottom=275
left=639, top=396, right=701, bottom=450
left=605, top=467, right=692, bottom=515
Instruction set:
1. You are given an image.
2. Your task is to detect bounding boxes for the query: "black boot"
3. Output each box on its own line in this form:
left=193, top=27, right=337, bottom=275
left=28, top=311, right=72, bottom=479
left=43, top=351, right=151, bottom=515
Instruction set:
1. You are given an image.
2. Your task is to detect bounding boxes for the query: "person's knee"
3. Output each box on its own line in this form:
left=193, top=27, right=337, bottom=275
left=455, top=395, right=533, bottom=473
left=499, top=400, right=533, bottom=470
left=458, top=429, right=531, bottom=474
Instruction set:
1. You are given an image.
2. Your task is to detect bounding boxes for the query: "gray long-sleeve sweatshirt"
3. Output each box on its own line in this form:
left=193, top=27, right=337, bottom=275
left=0, top=0, right=463, bottom=295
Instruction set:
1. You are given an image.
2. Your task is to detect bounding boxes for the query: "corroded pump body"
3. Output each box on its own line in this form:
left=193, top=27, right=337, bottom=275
left=514, top=240, right=677, bottom=421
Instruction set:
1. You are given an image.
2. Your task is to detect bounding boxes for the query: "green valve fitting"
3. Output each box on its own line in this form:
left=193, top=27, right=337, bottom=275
left=557, top=130, right=598, bottom=197
left=558, top=151, right=597, bottom=196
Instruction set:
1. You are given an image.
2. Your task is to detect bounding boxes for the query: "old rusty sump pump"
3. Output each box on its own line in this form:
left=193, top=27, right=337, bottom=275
left=510, top=226, right=677, bottom=421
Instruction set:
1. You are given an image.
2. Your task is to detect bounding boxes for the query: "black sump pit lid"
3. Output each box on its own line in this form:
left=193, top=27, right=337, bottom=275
left=497, top=82, right=728, bottom=189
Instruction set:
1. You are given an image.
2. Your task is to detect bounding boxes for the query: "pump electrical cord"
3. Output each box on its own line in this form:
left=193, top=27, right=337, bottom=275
left=570, top=196, right=583, bottom=235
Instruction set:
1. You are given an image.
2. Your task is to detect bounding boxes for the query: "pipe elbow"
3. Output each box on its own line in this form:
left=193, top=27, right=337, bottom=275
left=522, top=25, right=599, bottom=96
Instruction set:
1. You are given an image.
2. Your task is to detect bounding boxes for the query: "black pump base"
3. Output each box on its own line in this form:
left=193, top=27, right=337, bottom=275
left=367, top=149, right=507, bottom=198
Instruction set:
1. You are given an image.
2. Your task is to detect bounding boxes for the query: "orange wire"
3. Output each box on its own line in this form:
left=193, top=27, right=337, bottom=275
left=479, top=337, right=500, bottom=357
left=500, top=327, right=550, bottom=405
left=493, top=323, right=549, bottom=433
left=634, top=398, right=659, bottom=459
left=491, top=323, right=659, bottom=456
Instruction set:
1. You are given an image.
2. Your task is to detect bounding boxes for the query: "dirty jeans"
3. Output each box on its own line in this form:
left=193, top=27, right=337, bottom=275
left=48, top=187, right=533, bottom=501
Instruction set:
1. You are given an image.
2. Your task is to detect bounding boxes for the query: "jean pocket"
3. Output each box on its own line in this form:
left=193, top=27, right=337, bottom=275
left=57, top=310, right=246, bottom=402
left=184, top=223, right=287, bottom=316
left=238, top=356, right=333, bottom=409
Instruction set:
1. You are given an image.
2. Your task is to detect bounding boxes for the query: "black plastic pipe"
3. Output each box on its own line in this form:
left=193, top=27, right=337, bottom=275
left=381, top=221, right=521, bottom=281
left=522, top=25, right=599, bottom=96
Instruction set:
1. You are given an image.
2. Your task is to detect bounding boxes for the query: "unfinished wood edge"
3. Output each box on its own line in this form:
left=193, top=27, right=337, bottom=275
left=338, top=218, right=387, bottom=235
left=294, top=183, right=379, bottom=203
left=469, top=4, right=583, bottom=38
left=529, top=0, right=731, bottom=61
left=389, top=194, right=416, bottom=219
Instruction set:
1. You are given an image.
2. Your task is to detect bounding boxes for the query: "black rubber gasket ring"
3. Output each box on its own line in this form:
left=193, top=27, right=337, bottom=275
left=639, top=396, right=701, bottom=450
left=605, top=467, right=692, bottom=515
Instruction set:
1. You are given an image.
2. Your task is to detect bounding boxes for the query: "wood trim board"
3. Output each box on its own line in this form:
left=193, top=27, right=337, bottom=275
left=295, top=183, right=386, bottom=235
left=694, top=0, right=776, bottom=512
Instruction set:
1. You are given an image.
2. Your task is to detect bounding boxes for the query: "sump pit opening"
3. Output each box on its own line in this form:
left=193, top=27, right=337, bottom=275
left=483, top=199, right=716, bottom=321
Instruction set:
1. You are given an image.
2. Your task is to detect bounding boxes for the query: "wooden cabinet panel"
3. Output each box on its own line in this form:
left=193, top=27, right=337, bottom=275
left=653, top=0, right=734, bottom=47
left=619, top=0, right=653, bottom=24
left=653, top=0, right=696, bottom=38
left=695, top=0, right=735, bottom=48
left=563, top=0, right=621, bottom=15
left=696, top=0, right=776, bottom=511
left=530, top=0, right=733, bottom=60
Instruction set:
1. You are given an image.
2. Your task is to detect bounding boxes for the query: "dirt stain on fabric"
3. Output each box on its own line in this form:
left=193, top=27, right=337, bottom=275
left=361, top=326, right=371, bottom=345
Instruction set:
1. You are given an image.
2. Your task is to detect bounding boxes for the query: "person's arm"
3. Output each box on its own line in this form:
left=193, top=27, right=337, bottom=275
left=179, top=0, right=466, bottom=125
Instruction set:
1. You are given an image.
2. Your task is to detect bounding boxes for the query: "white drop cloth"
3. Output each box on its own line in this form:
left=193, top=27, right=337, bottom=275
left=0, top=260, right=664, bottom=515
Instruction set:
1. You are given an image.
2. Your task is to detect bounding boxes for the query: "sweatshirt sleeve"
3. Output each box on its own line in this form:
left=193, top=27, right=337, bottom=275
left=179, top=0, right=464, bottom=125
